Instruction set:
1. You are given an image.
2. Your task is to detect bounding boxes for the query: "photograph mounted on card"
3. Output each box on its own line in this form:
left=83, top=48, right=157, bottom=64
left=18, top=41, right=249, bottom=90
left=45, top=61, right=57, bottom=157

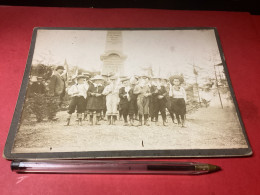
left=4, top=27, right=252, bottom=159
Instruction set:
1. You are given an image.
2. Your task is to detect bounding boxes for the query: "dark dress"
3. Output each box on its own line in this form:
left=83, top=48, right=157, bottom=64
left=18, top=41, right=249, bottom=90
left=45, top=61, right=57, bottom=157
left=165, top=84, right=172, bottom=112
left=154, top=85, right=167, bottom=121
left=172, top=98, right=186, bottom=115
left=128, top=87, right=137, bottom=116
left=86, top=85, right=104, bottom=111
left=150, top=85, right=159, bottom=119
left=119, top=87, right=129, bottom=115
left=84, top=80, right=93, bottom=112
left=133, top=85, right=150, bottom=116
left=170, top=86, right=186, bottom=116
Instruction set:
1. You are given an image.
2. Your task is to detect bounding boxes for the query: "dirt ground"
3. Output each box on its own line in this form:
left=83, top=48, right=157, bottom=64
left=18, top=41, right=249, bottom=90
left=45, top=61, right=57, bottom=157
left=12, top=107, right=248, bottom=153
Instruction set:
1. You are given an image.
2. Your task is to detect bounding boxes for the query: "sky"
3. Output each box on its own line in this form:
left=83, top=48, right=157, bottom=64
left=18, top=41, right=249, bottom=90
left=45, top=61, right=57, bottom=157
left=32, top=29, right=223, bottom=84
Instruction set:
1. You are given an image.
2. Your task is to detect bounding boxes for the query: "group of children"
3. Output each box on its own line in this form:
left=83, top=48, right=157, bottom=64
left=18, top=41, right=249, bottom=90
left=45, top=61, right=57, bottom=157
left=65, top=73, right=187, bottom=127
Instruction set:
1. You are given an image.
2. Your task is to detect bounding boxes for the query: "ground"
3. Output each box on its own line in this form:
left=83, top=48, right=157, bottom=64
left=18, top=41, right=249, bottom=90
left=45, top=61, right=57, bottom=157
left=12, top=106, right=248, bottom=153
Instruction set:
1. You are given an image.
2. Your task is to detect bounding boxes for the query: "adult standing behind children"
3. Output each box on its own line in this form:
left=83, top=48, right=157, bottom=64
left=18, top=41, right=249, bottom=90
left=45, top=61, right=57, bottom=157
left=47, top=66, right=66, bottom=121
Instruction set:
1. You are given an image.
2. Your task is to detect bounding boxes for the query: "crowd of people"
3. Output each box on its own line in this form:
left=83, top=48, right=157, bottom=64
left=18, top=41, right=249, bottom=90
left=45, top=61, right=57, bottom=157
left=27, top=65, right=187, bottom=128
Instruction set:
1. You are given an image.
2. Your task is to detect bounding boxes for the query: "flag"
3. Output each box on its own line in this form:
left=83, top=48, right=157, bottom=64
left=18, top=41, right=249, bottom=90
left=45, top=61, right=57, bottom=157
left=63, top=59, right=69, bottom=81
left=193, top=67, right=198, bottom=76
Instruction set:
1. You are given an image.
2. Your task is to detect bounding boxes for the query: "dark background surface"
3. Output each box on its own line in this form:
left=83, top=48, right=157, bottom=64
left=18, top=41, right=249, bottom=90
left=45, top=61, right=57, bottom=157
left=0, top=0, right=259, bottom=15
left=0, top=6, right=260, bottom=195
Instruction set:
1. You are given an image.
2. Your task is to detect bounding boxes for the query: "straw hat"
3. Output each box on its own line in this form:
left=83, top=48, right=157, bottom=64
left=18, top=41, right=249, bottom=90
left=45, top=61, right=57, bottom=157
left=82, top=72, right=91, bottom=77
left=91, top=75, right=104, bottom=81
left=151, top=76, right=160, bottom=80
left=139, top=74, right=151, bottom=79
left=76, top=75, right=87, bottom=80
left=109, top=75, right=118, bottom=80
left=121, top=77, right=130, bottom=82
left=133, top=75, right=139, bottom=80
left=56, top=66, right=65, bottom=71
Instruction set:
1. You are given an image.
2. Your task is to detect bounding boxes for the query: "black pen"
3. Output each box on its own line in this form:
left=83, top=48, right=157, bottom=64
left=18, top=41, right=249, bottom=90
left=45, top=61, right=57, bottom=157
left=11, top=160, right=221, bottom=175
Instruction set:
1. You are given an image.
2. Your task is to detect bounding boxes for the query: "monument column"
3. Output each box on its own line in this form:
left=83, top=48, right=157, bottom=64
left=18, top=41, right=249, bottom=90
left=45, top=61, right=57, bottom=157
left=100, top=31, right=127, bottom=76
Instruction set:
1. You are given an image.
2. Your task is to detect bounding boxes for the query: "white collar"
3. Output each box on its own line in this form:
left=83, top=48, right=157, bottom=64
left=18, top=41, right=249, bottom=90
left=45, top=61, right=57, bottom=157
left=94, top=83, right=102, bottom=87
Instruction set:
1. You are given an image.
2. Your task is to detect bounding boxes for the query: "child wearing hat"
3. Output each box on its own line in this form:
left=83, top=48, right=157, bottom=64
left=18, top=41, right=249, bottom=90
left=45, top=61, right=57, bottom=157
left=86, top=75, right=105, bottom=125
left=151, top=77, right=168, bottom=126
left=133, top=75, right=151, bottom=126
left=160, top=78, right=175, bottom=124
left=119, top=77, right=131, bottom=126
left=131, top=76, right=139, bottom=121
left=82, top=73, right=91, bottom=121
left=169, top=75, right=187, bottom=127
left=150, top=77, right=160, bottom=122
left=65, top=75, right=89, bottom=126
left=102, top=76, right=119, bottom=125
left=128, top=76, right=139, bottom=125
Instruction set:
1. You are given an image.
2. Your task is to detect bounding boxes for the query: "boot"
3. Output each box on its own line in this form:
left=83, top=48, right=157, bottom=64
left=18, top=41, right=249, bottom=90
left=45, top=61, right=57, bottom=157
left=163, top=120, right=168, bottom=126
left=89, top=116, right=93, bottom=126
left=170, top=113, right=177, bottom=124
left=181, top=119, right=186, bottom=128
left=123, top=114, right=128, bottom=126
left=119, top=112, right=122, bottom=121
left=78, top=113, right=83, bottom=126
left=155, top=117, right=159, bottom=126
left=112, top=116, right=116, bottom=125
left=75, top=113, right=79, bottom=122
left=96, top=116, right=101, bottom=125
left=176, top=115, right=181, bottom=126
left=83, top=112, right=88, bottom=121
left=108, top=116, right=112, bottom=125
left=138, top=115, right=142, bottom=126
left=130, top=118, right=134, bottom=126
left=78, top=118, right=82, bottom=126
left=65, top=114, right=72, bottom=126
left=144, top=114, right=150, bottom=126
left=124, top=120, right=129, bottom=126
left=65, top=118, right=70, bottom=126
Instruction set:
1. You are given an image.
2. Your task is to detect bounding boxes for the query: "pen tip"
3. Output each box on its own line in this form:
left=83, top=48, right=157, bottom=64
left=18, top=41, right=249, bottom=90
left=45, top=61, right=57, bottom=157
left=208, top=164, right=221, bottom=173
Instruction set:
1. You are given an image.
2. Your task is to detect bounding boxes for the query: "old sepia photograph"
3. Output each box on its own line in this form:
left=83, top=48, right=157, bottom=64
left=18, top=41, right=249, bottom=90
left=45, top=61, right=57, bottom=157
left=4, top=28, right=252, bottom=159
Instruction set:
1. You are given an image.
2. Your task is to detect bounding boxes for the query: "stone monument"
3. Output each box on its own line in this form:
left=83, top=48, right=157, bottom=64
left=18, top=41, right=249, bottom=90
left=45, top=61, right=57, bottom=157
left=100, top=31, right=127, bottom=76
